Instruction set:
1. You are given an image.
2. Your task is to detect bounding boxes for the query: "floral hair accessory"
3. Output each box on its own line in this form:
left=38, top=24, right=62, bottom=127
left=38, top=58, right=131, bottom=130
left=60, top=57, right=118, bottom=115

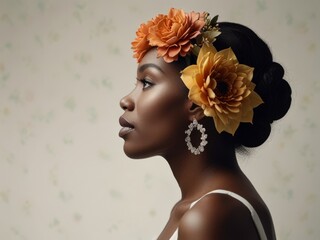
left=131, top=8, right=263, bottom=135
left=181, top=42, right=263, bottom=135
left=131, top=8, right=219, bottom=63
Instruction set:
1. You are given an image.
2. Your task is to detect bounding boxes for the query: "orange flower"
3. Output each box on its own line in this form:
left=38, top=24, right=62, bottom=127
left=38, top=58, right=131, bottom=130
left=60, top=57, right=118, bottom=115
left=181, top=43, right=263, bottom=135
left=131, top=15, right=164, bottom=62
left=147, top=8, right=205, bottom=63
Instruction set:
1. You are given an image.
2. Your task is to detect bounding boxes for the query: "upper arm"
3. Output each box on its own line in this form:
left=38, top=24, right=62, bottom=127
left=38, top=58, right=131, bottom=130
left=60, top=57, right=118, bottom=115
left=177, top=194, right=260, bottom=240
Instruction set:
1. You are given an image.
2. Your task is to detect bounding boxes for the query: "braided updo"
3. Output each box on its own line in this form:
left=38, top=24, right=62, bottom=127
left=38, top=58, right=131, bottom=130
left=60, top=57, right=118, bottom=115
left=213, top=22, right=292, bottom=147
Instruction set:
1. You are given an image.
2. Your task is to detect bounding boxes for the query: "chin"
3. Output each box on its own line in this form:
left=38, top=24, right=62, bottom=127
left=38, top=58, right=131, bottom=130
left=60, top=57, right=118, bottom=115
left=123, top=144, right=157, bottom=159
left=123, top=146, right=153, bottom=159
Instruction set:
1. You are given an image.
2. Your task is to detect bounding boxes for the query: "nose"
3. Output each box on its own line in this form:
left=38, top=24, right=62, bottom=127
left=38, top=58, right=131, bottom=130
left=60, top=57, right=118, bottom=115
left=120, top=93, right=134, bottom=111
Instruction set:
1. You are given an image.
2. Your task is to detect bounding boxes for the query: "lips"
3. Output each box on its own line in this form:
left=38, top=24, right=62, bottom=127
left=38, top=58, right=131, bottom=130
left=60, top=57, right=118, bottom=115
left=119, top=116, right=135, bottom=138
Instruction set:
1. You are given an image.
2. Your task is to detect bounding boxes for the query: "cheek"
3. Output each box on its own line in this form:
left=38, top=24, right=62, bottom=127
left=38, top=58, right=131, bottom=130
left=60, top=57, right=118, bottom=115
left=135, top=85, right=188, bottom=149
left=138, top=85, right=186, bottom=126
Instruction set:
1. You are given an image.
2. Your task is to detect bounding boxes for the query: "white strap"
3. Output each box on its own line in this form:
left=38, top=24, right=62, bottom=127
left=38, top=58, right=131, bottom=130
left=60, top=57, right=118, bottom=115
left=189, top=189, right=268, bottom=240
left=169, top=229, right=178, bottom=240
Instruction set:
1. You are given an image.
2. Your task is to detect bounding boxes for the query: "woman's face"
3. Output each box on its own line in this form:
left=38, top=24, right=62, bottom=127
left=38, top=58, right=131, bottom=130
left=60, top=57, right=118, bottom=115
left=119, top=48, right=191, bottom=159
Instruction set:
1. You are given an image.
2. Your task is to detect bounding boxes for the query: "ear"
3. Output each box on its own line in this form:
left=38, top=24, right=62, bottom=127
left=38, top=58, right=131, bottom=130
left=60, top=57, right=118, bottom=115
left=186, top=99, right=205, bottom=122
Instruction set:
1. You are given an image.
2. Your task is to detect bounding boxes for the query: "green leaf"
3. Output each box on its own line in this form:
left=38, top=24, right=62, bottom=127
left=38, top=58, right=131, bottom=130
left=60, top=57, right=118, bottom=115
left=192, top=45, right=201, bottom=56
left=210, top=15, right=219, bottom=27
left=203, top=30, right=220, bottom=43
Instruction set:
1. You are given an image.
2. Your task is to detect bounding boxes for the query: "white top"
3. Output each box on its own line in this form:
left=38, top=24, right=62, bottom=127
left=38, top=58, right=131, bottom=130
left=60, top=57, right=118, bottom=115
left=155, top=189, right=268, bottom=240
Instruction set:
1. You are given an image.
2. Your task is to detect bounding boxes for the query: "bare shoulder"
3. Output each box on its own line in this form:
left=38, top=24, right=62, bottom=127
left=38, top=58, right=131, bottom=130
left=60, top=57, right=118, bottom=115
left=177, top=193, right=261, bottom=240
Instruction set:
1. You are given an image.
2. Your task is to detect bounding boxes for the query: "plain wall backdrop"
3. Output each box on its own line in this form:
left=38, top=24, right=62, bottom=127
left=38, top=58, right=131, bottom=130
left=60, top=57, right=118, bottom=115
left=0, top=0, right=319, bottom=239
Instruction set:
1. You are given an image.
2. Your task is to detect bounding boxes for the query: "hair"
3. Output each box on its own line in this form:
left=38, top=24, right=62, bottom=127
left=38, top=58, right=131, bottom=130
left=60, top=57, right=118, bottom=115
left=214, top=22, right=292, bottom=148
left=177, top=22, right=292, bottom=148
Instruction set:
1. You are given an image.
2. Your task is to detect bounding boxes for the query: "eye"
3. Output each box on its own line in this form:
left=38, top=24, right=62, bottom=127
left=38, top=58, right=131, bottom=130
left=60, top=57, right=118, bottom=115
left=137, top=78, right=154, bottom=89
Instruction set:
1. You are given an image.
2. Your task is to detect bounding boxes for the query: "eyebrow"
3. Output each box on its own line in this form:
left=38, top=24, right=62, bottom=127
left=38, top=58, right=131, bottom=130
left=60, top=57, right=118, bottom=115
left=138, top=63, right=164, bottom=73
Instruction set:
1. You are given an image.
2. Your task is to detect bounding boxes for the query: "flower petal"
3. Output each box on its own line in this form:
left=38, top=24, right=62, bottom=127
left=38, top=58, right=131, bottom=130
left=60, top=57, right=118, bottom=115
left=181, top=65, right=199, bottom=89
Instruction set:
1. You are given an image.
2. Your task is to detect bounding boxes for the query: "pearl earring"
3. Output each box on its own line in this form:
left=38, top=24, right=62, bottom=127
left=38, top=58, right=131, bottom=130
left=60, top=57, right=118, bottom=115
left=185, top=119, right=208, bottom=155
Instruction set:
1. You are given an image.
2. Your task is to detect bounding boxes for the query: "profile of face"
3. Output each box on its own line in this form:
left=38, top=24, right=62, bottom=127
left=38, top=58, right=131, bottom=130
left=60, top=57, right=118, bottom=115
left=119, top=48, right=192, bottom=159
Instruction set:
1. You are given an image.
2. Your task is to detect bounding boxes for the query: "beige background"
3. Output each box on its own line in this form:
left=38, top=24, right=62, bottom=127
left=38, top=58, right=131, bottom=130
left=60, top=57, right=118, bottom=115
left=0, top=0, right=319, bottom=239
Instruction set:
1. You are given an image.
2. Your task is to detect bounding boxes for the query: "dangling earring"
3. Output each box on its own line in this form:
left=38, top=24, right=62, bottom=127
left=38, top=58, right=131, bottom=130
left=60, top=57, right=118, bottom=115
left=185, top=119, right=208, bottom=155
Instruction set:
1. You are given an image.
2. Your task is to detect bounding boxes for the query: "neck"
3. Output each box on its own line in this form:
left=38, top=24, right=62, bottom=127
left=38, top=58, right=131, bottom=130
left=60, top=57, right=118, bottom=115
left=164, top=141, right=240, bottom=201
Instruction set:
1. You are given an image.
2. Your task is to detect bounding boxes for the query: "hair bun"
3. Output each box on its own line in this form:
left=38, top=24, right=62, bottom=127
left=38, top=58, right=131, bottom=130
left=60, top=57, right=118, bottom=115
left=255, top=62, right=292, bottom=124
left=235, top=62, right=292, bottom=148
left=235, top=121, right=271, bottom=148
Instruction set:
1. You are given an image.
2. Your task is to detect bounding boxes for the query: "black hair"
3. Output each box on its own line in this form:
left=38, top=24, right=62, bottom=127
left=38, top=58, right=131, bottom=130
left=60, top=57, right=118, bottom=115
left=212, top=22, right=292, bottom=147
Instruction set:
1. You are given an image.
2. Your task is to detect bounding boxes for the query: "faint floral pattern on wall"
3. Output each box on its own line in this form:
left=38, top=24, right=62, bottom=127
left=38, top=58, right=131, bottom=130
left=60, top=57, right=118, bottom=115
left=0, top=0, right=319, bottom=239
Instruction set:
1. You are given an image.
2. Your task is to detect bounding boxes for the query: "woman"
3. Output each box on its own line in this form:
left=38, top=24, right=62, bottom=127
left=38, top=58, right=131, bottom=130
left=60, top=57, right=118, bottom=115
left=119, top=8, right=291, bottom=240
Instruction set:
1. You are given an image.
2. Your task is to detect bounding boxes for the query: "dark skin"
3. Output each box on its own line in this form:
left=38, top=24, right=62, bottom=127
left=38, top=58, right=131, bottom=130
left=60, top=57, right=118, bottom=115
left=119, top=48, right=276, bottom=240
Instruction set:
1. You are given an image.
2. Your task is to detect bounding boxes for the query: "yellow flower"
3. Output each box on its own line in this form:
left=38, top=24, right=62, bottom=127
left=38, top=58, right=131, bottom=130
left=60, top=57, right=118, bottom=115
left=181, top=43, right=263, bottom=135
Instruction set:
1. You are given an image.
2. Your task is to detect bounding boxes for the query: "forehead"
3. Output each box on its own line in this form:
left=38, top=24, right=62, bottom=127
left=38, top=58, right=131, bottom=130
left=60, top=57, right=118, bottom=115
left=138, top=48, right=181, bottom=78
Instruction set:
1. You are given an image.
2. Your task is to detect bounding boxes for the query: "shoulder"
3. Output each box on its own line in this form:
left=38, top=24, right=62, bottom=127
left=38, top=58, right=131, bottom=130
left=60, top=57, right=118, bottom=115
left=177, top=193, right=260, bottom=240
